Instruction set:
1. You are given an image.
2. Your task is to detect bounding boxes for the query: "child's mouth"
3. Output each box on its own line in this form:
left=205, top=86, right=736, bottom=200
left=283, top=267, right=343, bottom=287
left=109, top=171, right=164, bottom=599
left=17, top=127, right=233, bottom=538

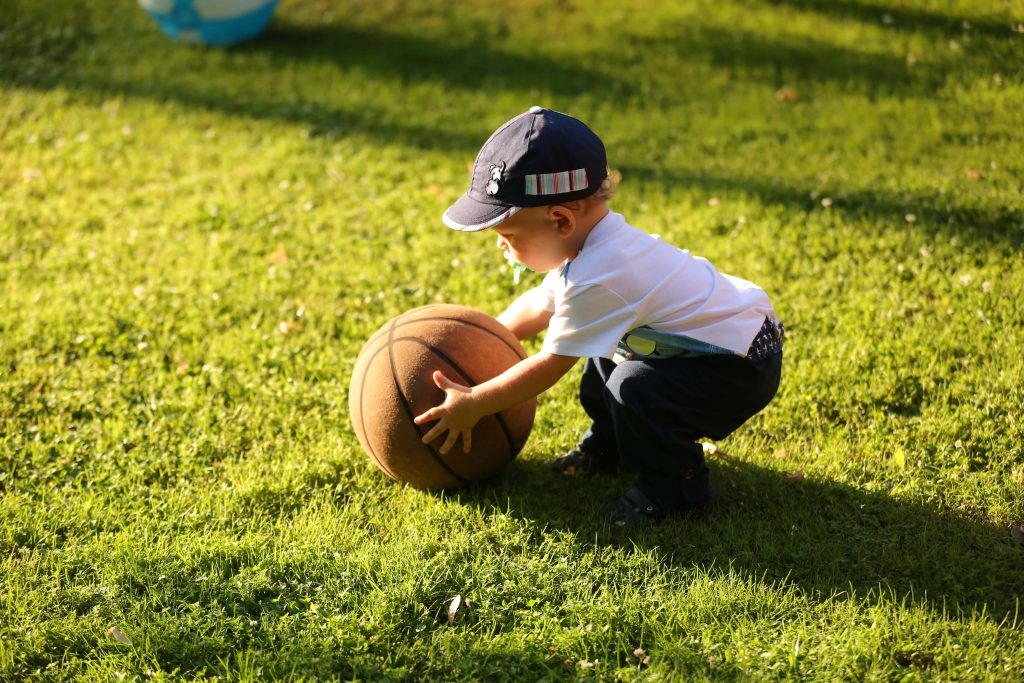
left=503, top=251, right=531, bottom=284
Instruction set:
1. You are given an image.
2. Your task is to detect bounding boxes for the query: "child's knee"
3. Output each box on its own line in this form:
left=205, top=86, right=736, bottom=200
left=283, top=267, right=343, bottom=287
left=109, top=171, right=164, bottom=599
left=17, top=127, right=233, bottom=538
left=604, top=362, right=655, bottom=407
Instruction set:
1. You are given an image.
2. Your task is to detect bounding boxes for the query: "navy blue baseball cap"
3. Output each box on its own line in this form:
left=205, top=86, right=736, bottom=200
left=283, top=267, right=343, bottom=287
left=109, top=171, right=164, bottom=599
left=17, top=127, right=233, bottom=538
left=442, top=106, right=608, bottom=232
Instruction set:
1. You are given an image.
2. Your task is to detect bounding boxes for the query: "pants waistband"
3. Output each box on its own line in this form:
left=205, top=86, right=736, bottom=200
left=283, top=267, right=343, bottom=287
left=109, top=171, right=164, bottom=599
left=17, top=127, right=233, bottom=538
left=746, top=316, right=785, bottom=361
left=615, top=316, right=784, bottom=362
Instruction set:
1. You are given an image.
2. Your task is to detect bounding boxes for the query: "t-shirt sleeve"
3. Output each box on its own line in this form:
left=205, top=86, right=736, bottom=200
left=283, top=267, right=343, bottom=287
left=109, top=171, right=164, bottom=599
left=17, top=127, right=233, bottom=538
left=541, top=283, right=637, bottom=358
left=538, top=269, right=559, bottom=313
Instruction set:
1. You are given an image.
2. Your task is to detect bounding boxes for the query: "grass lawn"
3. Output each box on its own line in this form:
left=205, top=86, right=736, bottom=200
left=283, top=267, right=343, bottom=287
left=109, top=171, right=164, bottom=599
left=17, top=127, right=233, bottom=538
left=2, top=0, right=1023, bottom=679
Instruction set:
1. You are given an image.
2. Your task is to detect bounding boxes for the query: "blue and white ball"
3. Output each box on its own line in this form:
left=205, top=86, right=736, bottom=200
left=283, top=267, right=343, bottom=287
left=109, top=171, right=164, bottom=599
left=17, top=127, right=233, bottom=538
left=139, top=0, right=281, bottom=46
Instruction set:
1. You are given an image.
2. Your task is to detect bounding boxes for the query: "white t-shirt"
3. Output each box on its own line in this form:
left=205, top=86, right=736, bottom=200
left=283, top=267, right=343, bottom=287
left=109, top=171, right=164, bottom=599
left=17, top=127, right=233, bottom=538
left=539, top=210, right=774, bottom=359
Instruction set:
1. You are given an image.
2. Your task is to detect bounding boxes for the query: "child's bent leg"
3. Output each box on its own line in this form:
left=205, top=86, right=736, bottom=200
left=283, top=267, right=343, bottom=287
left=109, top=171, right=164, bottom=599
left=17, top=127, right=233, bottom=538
left=602, top=353, right=782, bottom=510
left=575, top=358, right=621, bottom=472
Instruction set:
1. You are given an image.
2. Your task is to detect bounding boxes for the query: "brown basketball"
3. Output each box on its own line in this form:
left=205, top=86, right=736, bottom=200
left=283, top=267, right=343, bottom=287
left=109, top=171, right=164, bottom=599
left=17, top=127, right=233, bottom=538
left=348, top=304, right=537, bottom=490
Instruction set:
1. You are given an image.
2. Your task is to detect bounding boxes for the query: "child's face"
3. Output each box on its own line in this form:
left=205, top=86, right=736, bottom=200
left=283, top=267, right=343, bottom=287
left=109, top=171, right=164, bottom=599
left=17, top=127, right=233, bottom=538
left=491, top=206, right=575, bottom=273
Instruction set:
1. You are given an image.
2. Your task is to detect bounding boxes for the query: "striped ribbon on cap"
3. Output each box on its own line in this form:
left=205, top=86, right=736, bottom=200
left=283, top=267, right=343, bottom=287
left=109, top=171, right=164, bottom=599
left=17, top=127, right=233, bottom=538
left=524, top=168, right=588, bottom=196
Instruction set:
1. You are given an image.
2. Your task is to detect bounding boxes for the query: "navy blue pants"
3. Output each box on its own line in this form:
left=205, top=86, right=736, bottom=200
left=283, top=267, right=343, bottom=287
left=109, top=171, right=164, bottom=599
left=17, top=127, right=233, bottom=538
left=578, top=351, right=783, bottom=508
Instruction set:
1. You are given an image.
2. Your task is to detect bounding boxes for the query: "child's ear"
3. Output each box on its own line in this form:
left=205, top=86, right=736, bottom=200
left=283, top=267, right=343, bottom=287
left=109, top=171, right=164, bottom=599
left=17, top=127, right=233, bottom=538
left=548, top=205, right=577, bottom=237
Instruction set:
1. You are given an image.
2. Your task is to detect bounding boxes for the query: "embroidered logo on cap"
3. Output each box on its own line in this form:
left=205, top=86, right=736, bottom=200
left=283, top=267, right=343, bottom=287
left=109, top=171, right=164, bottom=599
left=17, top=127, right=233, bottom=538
left=524, top=168, right=588, bottom=196
left=485, top=162, right=505, bottom=196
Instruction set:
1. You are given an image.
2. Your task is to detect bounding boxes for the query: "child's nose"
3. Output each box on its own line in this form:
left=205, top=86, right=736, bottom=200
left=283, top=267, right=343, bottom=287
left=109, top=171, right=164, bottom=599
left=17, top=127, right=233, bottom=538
left=496, top=235, right=508, bottom=250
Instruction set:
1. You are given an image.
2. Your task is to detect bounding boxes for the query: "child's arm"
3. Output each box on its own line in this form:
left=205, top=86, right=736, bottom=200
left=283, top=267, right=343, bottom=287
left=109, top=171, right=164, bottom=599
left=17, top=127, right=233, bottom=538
left=497, top=285, right=553, bottom=340
left=413, top=351, right=578, bottom=455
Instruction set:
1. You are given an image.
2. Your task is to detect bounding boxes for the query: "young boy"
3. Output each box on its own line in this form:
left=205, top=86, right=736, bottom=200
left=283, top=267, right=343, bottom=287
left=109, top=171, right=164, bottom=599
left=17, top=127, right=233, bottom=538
left=413, top=107, right=783, bottom=525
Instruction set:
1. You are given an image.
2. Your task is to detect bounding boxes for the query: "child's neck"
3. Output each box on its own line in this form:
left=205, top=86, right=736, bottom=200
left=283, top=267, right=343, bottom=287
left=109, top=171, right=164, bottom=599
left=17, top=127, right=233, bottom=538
left=567, top=201, right=609, bottom=258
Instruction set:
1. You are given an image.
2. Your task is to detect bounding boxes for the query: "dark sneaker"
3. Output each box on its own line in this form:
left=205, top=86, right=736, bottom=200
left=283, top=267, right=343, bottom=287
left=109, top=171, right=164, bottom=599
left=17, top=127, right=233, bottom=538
left=551, top=448, right=618, bottom=477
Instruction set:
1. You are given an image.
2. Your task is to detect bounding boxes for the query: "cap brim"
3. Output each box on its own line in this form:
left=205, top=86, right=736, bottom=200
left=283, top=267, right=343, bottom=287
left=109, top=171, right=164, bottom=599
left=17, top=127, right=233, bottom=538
left=442, top=193, right=521, bottom=232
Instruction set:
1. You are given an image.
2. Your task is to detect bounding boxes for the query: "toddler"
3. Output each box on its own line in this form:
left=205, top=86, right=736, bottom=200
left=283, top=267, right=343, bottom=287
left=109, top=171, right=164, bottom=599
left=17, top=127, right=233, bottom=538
left=414, top=107, right=783, bottom=526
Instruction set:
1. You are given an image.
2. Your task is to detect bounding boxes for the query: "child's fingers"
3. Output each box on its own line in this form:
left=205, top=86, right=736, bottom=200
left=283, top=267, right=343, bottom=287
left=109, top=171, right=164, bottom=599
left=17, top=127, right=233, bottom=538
left=433, top=370, right=470, bottom=394
left=413, top=409, right=436, bottom=425
left=440, top=430, right=459, bottom=454
left=420, top=420, right=444, bottom=444
left=461, top=430, right=472, bottom=453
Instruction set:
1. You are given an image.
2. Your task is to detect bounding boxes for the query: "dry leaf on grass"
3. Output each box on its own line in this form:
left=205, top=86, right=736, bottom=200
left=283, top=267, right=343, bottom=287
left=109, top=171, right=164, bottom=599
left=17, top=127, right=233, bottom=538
left=447, top=595, right=462, bottom=625
left=784, top=469, right=805, bottom=483
left=107, top=626, right=132, bottom=646
left=702, top=442, right=732, bottom=459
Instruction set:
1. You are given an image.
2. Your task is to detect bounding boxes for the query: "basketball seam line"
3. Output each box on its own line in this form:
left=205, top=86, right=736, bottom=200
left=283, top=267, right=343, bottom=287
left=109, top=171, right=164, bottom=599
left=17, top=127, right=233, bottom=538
left=387, top=318, right=470, bottom=487
left=365, top=315, right=527, bottom=361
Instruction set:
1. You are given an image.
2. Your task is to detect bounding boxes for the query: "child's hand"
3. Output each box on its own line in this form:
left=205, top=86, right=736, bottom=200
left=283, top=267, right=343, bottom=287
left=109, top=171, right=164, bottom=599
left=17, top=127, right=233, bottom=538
left=413, top=371, right=485, bottom=455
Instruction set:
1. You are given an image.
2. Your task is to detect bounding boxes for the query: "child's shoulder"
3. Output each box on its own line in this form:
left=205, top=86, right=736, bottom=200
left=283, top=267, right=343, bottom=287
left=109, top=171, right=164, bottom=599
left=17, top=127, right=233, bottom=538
left=568, top=213, right=692, bottom=288
left=599, top=213, right=690, bottom=260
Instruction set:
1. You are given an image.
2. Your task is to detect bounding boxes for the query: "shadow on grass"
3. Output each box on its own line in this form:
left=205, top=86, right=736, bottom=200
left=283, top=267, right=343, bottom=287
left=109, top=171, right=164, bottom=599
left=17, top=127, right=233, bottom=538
left=766, top=0, right=1019, bottom=40
left=625, top=7, right=1020, bottom=98
left=2, top=13, right=623, bottom=153
left=147, top=638, right=559, bottom=682
left=54, top=70, right=488, bottom=152
left=234, top=20, right=623, bottom=100
left=454, top=456, right=1023, bottom=623
left=618, top=164, right=1024, bottom=250
left=7, top=2, right=1018, bottom=154
left=654, top=23, right=936, bottom=96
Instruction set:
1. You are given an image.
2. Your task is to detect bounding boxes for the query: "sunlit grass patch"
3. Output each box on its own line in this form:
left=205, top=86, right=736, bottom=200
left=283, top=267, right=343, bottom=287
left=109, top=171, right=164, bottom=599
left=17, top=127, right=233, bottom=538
left=2, top=0, right=1023, bottom=679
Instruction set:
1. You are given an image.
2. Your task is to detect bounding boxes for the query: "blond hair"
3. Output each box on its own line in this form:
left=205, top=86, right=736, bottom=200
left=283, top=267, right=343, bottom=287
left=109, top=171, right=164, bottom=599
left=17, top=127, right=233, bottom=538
left=590, top=166, right=621, bottom=202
